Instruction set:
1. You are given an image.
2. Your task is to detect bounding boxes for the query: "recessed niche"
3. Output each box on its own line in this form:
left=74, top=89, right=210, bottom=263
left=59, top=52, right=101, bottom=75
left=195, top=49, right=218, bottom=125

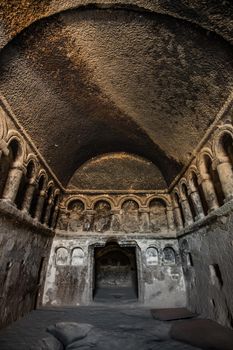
left=209, top=264, right=223, bottom=288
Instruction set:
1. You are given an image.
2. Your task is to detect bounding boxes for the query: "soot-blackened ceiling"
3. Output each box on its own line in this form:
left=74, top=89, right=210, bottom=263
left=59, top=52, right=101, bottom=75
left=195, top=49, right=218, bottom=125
left=68, top=152, right=167, bottom=190
left=0, top=1, right=233, bottom=187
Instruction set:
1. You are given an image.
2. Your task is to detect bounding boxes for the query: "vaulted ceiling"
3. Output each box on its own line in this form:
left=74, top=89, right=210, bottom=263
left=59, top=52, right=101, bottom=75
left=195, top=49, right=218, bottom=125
left=0, top=1, right=233, bottom=188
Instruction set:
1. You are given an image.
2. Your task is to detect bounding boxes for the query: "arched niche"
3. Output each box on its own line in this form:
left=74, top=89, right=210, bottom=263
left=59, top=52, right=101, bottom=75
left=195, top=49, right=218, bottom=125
left=93, top=200, right=112, bottom=232
left=163, top=247, right=176, bottom=265
left=121, top=199, right=139, bottom=233
left=68, top=199, right=85, bottom=232
left=56, top=247, right=69, bottom=266
left=216, top=132, right=233, bottom=165
left=149, top=198, right=167, bottom=233
left=68, top=199, right=85, bottom=212
left=146, top=247, right=159, bottom=266
left=71, top=248, right=84, bottom=266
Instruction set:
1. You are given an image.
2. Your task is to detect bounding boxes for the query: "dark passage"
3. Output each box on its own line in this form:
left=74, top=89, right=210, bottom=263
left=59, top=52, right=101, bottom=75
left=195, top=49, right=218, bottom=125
left=93, top=243, right=138, bottom=302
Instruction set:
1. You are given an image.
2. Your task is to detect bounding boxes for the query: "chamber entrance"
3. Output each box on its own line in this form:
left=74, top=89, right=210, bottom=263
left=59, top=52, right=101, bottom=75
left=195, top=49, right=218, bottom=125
left=93, top=242, right=138, bottom=303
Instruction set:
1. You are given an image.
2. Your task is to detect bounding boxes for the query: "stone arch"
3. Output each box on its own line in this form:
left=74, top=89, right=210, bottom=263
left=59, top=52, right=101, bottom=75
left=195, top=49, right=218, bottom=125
left=55, top=247, right=69, bottom=266
left=163, top=246, right=176, bottom=265
left=66, top=196, right=87, bottom=211
left=71, top=247, right=85, bottom=266
left=146, top=247, right=159, bottom=266
left=121, top=198, right=140, bottom=211
left=37, top=169, right=48, bottom=189
left=67, top=198, right=85, bottom=212
left=91, top=197, right=114, bottom=210
left=5, top=131, right=25, bottom=163
left=149, top=197, right=168, bottom=233
left=145, top=194, right=170, bottom=208
left=93, top=200, right=112, bottom=233
left=213, top=126, right=233, bottom=162
left=198, top=148, right=214, bottom=172
left=118, top=196, right=142, bottom=209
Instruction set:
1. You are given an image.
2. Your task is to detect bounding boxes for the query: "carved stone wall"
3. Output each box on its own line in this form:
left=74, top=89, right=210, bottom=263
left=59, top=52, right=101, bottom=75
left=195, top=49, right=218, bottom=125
left=178, top=203, right=233, bottom=328
left=0, top=95, right=61, bottom=329
left=0, top=202, right=53, bottom=329
left=57, top=192, right=175, bottom=236
left=43, top=234, right=186, bottom=307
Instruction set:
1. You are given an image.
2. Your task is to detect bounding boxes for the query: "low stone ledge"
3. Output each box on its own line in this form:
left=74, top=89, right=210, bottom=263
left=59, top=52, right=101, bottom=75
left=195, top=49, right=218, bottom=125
left=0, top=199, right=54, bottom=237
left=54, top=229, right=178, bottom=241
left=177, top=198, right=233, bottom=238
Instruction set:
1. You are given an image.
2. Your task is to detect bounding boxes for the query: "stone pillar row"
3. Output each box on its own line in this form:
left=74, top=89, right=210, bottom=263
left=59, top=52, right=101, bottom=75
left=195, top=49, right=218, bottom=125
left=0, top=161, right=58, bottom=229
left=173, top=152, right=233, bottom=230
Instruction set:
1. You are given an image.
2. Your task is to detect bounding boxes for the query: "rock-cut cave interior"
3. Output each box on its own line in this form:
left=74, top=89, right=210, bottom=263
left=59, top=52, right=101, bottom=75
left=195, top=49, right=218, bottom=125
left=1, top=1, right=233, bottom=349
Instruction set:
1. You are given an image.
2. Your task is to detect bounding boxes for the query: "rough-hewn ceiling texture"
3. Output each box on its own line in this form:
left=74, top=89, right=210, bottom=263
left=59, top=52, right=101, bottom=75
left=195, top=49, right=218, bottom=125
left=68, top=152, right=167, bottom=190
left=0, top=1, right=233, bottom=188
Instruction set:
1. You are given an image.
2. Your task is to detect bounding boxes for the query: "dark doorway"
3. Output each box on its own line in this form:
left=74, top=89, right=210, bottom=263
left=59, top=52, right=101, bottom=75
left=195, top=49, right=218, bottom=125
left=93, top=242, right=138, bottom=303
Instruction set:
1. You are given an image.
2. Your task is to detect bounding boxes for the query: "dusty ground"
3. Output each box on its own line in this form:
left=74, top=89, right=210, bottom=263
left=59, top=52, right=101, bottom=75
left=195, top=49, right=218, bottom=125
left=0, top=305, right=201, bottom=350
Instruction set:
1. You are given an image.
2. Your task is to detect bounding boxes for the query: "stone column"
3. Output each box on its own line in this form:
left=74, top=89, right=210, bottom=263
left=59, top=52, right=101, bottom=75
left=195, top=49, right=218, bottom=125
left=189, top=188, right=204, bottom=220
left=34, top=190, right=46, bottom=221
left=139, top=208, right=150, bottom=232
left=43, top=197, right=53, bottom=226
left=83, top=209, right=95, bottom=231
left=215, top=158, right=233, bottom=202
left=110, top=209, right=122, bottom=231
left=2, top=162, right=25, bottom=204
left=51, top=206, right=59, bottom=229
left=21, top=179, right=37, bottom=213
left=200, top=174, right=218, bottom=212
left=173, top=204, right=183, bottom=230
left=166, top=206, right=175, bottom=232
left=180, top=195, right=193, bottom=227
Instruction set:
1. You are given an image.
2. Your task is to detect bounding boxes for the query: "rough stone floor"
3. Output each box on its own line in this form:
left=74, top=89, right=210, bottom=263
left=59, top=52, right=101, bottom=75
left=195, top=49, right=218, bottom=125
left=0, top=305, right=201, bottom=350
